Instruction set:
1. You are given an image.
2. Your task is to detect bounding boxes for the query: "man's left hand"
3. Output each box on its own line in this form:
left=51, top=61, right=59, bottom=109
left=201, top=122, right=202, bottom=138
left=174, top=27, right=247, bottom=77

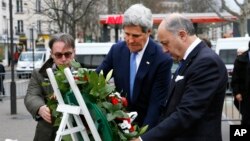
left=131, top=138, right=141, bottom=141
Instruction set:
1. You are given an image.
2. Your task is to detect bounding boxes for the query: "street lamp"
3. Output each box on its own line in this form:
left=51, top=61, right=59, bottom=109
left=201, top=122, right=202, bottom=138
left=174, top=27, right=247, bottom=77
left=9, top=0, right=17, bottom=114
left=30, top=27, right=35, bottom=69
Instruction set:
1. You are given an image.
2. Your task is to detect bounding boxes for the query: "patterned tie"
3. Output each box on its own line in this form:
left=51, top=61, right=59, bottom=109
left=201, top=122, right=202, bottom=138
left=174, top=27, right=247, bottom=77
left=130, top=53, right=137, bottom=100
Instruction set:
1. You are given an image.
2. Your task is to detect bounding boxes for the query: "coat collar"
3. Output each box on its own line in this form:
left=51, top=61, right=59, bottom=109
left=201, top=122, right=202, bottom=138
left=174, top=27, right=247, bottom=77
left=178, top=42, right=204, bottom=75
left=39, top=58, right=54, bottom=77
left=166, top=42, right=205, bottom=106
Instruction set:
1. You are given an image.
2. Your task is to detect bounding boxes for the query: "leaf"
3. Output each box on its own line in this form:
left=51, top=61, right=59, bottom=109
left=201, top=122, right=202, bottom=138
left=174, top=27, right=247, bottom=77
left=41, top=82, right=50, bottom=87
left=62, top=135, right=72, bottom=141
left=113, top=110, right=129, bottom=118
left=106, top=113, right=116, bottom=121
left=106, top=69, right=113, bottom=82
left=124, top=131, right=139, bottom=138
left=102, top=101, right=113, bottom=110
left=53, top=117, right=61, bottom=126
left=47, top=63, right=149, bottom=140
left=71, top=60, right=81, bottom=69
left=100, top=70, right=104, bottom=75
left=110, top=103, right=123, bottom=111
left=117, top=130, right=128, bottom=141
left=139, top=125, right=149, bottom=135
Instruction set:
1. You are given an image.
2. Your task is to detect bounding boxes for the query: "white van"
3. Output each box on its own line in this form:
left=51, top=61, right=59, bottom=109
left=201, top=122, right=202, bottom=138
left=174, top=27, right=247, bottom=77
left=75, top=42, right=114, bottom=69
left=16, top=51, right=49, bottom=78
left=215, top=37, right=250, bottom=74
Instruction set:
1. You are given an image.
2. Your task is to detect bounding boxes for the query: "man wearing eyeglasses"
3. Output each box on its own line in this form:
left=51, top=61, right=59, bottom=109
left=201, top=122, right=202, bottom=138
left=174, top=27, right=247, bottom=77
left=24, top=33, right=75, bottom=141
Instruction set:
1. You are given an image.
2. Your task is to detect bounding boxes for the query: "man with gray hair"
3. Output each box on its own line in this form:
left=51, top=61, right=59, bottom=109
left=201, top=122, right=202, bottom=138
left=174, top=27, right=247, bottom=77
left=96, top=4, right=173, bottom=129
left=132, top=13, right=227, bottom=141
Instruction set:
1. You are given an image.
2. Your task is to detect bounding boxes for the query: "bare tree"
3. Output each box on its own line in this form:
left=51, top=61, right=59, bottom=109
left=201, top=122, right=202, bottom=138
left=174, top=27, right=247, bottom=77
left=41, top=0, right=98, bottom=38
left=107, top=0, right=168, bottom=14
left=206, top=0, right=248, bottom=36
left=180, top=0, right=217, bottom=13
left=76, top=0, right=108, bottom=42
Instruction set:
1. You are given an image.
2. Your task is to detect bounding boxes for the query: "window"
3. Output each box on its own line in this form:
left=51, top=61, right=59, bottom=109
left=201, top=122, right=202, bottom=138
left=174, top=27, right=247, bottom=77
left=219, top=49, right=237, bottom=65
left=3, top=16, right=7, bottom=34
left=75, top=55, right=106, bottom=69
left=20, top=53, right=44, bottom=61
left=16, top=0, right=23, bottom=13
left=17, top=20, right=24, bottom=34
left=36, top=0, right=41, bottom=12
left=2, top=0, right=6, bottom=9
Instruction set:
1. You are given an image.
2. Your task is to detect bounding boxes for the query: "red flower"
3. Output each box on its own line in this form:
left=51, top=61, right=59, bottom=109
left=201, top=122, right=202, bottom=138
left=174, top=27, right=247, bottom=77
left=129, top=125, right=135, bottom=132
left=111, top=97, right=119, bottom=105
left=121, top=97, right=128, bottom=107
left=74, top=76, right=80, bottom=80
left=83, top=75, right=88, bottom=81
left=116, top=117, right=131, bottom=123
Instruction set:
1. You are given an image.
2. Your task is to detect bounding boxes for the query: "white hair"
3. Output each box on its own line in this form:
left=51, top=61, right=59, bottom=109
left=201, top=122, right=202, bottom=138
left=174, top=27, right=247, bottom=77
left=123, top=4, right=153, bottom=33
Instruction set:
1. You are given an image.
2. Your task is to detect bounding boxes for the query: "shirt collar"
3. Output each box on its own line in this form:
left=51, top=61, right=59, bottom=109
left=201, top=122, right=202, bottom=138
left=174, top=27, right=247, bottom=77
left=137, top=37, right=149, bottom=56
left=183, top=38, right=201, bottom=60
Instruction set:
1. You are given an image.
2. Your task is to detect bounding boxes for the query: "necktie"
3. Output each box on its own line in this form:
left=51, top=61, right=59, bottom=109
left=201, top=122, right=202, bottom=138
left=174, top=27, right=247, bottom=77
left=175, top=59, right=184, bottom=75
left=130, top=53, right=137, bottom=100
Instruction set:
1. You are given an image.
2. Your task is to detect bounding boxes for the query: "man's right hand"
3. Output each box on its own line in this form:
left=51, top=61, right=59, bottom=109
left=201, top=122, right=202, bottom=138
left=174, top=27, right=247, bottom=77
left=38, top=105, right=52, bottom=123
left=235, top=93, right=242, bottom=102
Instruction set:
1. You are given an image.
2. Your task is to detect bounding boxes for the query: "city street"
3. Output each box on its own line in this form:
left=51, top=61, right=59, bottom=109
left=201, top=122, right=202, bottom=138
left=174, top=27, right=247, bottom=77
left=0, top=66, right=241, bottom=141
left=0, top=96, right=240, bottom=141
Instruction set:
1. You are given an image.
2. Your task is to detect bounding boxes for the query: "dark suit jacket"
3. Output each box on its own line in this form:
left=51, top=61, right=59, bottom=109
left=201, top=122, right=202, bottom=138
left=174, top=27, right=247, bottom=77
left=231, top=51, right=250, bottom=125
left=142, top=41, right=228, bottom=141
left=96, top=38, right=173, bottom=129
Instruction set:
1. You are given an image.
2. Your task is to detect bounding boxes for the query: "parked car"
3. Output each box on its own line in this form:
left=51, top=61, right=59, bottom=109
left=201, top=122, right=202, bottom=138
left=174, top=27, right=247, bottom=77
left=16, top=51, right=49, bottom=78
left=215, top=36, right=250, bottom=95
left=75, top=42, right=114, bottom=69
left=215, top=36, right=250, bottom=75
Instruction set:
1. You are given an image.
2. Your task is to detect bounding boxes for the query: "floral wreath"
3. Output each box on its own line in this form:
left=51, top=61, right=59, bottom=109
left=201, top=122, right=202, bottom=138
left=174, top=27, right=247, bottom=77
left=44, top=60, right=148, bottom=141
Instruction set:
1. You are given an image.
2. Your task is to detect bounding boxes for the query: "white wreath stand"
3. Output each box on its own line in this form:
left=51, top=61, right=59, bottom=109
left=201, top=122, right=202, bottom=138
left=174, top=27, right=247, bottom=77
left=46, top=68, right=101, bottom=141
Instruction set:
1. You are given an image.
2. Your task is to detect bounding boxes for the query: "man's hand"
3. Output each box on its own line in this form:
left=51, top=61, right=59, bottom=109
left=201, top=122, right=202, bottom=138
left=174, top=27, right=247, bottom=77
left=131, top=137, right=141, bottom=141
left=235, top=93, right=242, bottom=102
left=38, top=105, right=52, bottom=123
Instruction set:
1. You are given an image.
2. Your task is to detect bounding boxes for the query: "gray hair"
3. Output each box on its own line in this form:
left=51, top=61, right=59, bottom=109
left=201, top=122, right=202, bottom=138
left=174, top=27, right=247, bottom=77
left=48, top=33, right=75, bottom=49
left=164, top=13, right=195, bottom=36
left=123, top=4, right=153, bottom=33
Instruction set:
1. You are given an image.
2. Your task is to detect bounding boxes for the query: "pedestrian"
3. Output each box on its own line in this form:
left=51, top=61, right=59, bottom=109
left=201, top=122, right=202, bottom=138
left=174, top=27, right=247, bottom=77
left=24, top=33, right=76, bottom=141
left=14, top=51, right=19, bottom=64
left=231, top=41, right=250, bottom=126
left=0, top=60, right=5, bottom=96
left=0, top=60, right=5, bottom=102
left=96, top=3, right=173, bottom=130
left=132, top=13, right=228, bottom=141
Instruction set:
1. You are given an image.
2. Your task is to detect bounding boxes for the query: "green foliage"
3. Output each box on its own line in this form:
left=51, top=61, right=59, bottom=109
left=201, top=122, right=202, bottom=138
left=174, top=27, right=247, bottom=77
left=46, top=60, right=148, bottom=140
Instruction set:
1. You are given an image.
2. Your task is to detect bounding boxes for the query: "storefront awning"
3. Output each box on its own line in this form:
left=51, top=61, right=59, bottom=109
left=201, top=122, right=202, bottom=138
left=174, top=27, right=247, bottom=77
left=99, top=13, right=237, bottom=25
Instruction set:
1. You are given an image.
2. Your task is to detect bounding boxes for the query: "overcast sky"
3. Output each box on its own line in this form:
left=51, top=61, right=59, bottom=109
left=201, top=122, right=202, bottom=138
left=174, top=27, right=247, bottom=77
left=224, top=0, right=244, bottom=13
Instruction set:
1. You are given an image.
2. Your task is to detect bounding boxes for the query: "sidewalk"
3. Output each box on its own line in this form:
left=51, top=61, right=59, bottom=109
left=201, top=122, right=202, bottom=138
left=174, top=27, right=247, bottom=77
left=0, top=98, right=36, bottom=141
left=0, top=96, right=233, bottom=141
left=4, top=65, right=14, bottom=72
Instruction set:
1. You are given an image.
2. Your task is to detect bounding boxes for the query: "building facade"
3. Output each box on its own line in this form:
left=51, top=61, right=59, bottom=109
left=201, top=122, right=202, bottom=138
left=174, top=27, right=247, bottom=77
left=0, top=0, right=11, bottom=65
left=0, top=0, right=55, bottom=66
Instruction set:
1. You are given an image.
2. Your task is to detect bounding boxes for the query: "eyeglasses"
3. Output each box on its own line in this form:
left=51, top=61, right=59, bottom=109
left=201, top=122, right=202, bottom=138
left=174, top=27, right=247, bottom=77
left=53, top=52, right=73, bottom=59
